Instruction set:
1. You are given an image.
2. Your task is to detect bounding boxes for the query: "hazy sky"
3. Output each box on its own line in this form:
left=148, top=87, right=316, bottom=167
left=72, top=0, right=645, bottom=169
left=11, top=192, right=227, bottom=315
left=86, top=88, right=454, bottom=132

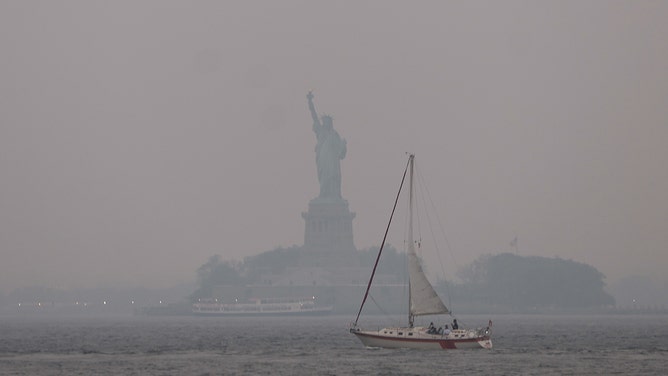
left=1, top=1, right=667, bottom=293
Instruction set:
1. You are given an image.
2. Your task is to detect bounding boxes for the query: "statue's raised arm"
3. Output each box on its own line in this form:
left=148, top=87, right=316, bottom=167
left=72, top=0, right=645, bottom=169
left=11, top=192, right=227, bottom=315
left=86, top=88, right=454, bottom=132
left=307, top=91, right=321, bottom=128
left=306, top=91, right=346, bottom=199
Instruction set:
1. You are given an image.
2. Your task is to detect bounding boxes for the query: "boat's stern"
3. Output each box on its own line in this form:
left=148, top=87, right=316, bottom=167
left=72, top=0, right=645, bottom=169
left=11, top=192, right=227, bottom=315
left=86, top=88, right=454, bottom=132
left=477, top=320, right=493, bottom=349
left=478, top=337, right=493, bottom=349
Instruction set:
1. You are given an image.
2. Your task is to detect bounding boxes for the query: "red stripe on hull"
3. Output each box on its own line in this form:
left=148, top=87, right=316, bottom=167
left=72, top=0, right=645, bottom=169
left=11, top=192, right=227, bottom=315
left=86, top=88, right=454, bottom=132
left=439, top=340, right=457, bottom=349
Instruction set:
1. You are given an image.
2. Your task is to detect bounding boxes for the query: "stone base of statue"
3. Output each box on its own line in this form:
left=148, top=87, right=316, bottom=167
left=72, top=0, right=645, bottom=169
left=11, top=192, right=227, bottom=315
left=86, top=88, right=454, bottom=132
left=302, top=197, right=356, bottom=254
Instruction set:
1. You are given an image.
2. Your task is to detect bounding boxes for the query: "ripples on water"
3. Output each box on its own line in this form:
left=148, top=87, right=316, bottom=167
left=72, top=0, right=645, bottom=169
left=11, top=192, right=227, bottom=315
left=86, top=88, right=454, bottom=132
left=0, top=314, right=666, bottom=375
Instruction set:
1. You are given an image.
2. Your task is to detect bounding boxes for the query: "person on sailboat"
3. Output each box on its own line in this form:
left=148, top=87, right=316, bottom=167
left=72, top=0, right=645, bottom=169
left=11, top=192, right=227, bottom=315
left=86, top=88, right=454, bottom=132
left=452, top=319, right=459, bottom=330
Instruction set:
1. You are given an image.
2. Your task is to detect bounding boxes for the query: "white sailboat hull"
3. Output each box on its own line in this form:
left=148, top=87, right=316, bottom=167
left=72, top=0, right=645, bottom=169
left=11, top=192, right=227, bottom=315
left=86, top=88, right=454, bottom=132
left=351, top=326, right=492, bottom=350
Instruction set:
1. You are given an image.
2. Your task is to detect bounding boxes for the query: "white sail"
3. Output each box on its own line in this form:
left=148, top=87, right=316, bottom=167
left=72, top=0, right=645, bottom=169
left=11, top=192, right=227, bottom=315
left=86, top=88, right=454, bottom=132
left=408, top=237, right=449, bottom=316
left=407, top=155, right=449, bottom=316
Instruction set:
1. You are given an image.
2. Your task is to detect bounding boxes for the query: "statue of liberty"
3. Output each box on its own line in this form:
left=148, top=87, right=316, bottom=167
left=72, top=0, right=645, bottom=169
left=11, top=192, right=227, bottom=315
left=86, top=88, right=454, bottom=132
left=307, top=91, right=347, bottom=199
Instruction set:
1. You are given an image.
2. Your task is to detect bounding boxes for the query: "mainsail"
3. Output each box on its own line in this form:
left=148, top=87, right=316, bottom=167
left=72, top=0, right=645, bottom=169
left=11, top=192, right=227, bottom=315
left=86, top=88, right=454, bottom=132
left=406, top=155, right=449, bottom=317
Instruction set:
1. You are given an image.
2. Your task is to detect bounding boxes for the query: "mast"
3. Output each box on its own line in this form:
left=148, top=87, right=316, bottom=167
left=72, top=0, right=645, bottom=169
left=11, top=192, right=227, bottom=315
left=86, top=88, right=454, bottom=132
left=408, top=154, right=415, bottom=328
left=406, top=155, right=449, bottom=321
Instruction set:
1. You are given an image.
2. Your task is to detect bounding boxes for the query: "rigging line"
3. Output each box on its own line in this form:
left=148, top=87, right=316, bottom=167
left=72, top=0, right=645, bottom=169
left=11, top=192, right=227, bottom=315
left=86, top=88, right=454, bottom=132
left=368, top=294, right=397, bottom=324
left=415, top=163, right=459, bottom=271
left=415, top=167, right=445, bottom=281
left=354, top=155, right=412, bottom=326
left=415, top=163, right=458, bottom=308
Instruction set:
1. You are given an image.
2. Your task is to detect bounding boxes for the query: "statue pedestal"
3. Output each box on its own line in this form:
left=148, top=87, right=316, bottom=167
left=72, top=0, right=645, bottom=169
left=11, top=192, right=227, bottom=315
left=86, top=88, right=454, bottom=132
left=302, top=197, right=356, bottom=253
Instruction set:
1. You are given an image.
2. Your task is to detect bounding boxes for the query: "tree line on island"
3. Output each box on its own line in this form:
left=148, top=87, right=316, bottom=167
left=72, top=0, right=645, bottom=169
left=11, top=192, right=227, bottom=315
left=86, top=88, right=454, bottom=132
left=192, top=248, right=615, bottom=312
left=441, top=253, right=615, bottom=312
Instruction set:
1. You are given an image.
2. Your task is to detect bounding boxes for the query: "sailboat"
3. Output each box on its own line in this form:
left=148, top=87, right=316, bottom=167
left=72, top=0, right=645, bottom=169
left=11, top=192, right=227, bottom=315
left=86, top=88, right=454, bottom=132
left=350, top=154, right=493, bottom=350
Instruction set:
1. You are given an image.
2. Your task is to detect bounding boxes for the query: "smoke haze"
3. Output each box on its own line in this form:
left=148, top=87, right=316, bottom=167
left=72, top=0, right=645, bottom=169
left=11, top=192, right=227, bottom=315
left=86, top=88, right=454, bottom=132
left=1, top=1, right=667, bottom=293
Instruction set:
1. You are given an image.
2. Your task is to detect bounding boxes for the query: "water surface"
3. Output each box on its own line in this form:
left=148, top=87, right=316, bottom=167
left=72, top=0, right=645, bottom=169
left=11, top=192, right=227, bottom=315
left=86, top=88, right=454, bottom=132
left=1, top=314, right=666, bottom=375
